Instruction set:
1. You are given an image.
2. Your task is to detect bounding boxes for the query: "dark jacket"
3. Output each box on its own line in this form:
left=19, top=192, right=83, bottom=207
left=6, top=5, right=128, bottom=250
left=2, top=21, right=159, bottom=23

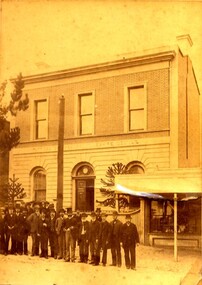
left=27, top=212, right=40, bottom=234
left=99, top=221, right=112, bottom=248
left=38, top=217, right=50, bottom=237
left=49, top=217, right=57, bottom=234
left=78, top=220, right=90, bottom=241
left=64, top=216, right=78, bottom=240
left=55, top=216, right=65, bottom=235
left=121, top=222, right=140, bottom=247
left=5, top=213, right=17, bottom=234
left=89, top=220, right=100, bottom=242
left=110, top=219, right=122, bottom=243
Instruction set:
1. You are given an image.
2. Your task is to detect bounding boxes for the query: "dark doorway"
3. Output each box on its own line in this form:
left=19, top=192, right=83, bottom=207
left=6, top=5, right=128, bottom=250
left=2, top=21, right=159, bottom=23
left=76, top=179, right=94, bottom=212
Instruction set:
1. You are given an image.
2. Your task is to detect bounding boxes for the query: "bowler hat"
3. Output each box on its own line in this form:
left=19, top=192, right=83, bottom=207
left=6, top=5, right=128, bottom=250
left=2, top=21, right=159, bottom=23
left=112, top=210, right=118, bottom=216
left=59, top=208, right=65, bottom=213
left=50, top=208, right=56, bottom=213
left=33, top=201, right=40, bottom=207
left=125, top=214, right=132, bottom=219
left=90, top=211, right=96, bottom=217
left=81, top=212, right=88, bottom=218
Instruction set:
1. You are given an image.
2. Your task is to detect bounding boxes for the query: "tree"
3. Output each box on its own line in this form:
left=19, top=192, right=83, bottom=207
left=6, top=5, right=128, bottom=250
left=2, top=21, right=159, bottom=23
left=96, top=162, right=129, bottom=208
left=0, top=73, right=29, bottom=153
left=0, top=174, right=26, bottom=204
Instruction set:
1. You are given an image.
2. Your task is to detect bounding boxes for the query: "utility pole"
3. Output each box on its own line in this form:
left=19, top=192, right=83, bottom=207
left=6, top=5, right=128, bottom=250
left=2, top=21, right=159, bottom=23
left=56, top=95, right=65, bottom=212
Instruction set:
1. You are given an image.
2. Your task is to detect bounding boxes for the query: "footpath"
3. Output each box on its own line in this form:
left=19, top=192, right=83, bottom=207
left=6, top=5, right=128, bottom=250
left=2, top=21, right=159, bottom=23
left=180, top=256, right=202, bottom=285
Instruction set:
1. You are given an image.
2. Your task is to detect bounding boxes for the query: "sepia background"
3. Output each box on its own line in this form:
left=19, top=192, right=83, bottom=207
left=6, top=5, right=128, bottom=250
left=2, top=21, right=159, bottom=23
left=0, top=1, right=202, bottom=285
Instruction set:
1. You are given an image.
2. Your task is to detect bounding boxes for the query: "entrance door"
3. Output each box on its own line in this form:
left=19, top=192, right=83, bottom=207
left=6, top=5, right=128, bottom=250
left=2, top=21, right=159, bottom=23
left=76, top=179, right=94, bottom=211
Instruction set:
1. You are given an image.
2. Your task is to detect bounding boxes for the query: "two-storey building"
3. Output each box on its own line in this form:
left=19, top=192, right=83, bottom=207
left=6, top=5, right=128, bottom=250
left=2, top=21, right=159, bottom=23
left=10, top=38, right=201, bottom=248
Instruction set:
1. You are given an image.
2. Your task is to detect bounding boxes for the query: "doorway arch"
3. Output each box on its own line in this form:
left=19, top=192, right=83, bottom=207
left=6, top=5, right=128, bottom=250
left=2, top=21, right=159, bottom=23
left=72, top=162, right=95, bottom=212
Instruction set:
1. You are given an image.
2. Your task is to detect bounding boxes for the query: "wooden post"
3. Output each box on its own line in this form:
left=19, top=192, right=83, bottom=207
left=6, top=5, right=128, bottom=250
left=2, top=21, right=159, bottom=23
left=56, top=95, right=65, bottom=212
left=174, top=193, right=178, bottom=261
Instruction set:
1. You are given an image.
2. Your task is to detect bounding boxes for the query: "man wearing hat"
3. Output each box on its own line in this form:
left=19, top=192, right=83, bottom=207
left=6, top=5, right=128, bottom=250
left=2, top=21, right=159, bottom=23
left=55, top=208, right=65, bottom=259
left=49, top=208, right=57, bottom=258
left=121, top=214, right=140, bottom=270
left=110, top=210, right=122, bottom=267
left=15, top=205, right=23, bottom=255
left=0, top=209, right=6, bottom=254
left=21, top=208, right=30, bottom=255
left=98, top=212, right=112, bottom=266
left=27, top=203, right=41, bottom=256
left=25, top=202, right=34, bottom=216
left=89, top=211, right=100, bottom=265
left=63, top=209, right=78, bottom=262
left=78, top=212, right=90, bottom=263
left=4, top=205, right=17, bottom=255
left=38, top=209, right=50, bottom=258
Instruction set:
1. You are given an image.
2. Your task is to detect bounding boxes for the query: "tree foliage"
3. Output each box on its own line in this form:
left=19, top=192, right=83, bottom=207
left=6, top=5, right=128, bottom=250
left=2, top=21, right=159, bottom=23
left=0, top=73, right=29, bottom=153
left=97, top=162, right=129, bottom=208
left=0, top=174, right=26, bottom=204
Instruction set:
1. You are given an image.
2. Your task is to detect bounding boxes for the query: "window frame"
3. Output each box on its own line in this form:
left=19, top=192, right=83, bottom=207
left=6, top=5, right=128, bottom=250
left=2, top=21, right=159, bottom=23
left=31, top=98, right=49, bottom=140
left=74, top=91, right=95, bottom=136
left=124, top=83, right=147, bottom=133
left=31, top=168, right=47, bottom=202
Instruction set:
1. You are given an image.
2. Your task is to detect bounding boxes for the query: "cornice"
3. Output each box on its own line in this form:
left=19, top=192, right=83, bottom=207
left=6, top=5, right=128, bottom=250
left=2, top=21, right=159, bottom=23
left=20, top=50, right=176, bottom=85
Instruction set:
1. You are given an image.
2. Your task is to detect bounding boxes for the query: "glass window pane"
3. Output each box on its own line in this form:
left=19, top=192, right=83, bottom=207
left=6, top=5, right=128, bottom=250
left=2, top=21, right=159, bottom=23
left=37, top=120, right=47, bottom=139
left=129, top=87, right=145, bottom=109
left=36, top=101, right=47, bottom=120
left=34, top=170, right=46, bottom=190
left=81, top=115, right=92, bottom=135
left=81, top=95, right=92, bottom=114
left=130, top=110, right=144, bottom=130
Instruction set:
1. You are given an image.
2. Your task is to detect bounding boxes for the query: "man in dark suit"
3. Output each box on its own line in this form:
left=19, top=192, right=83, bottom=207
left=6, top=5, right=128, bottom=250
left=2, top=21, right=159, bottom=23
left=121, top=214, right=140, bottom=270
left=49, top=208, right=57, bottom=258
left=98, top=212, right=112, bottom=266
left=27, top=203, right=41, bottom=256
left=110, top=210, right=122, bottom=267
left=63, top=210, right=78, bottom=262
left=55, top=208, right=65, bottom=259
left=0, top=209, right=6, bottom=254
left=78, top=212, right=90, bottom=263
left=38, top=209, right=50, bottom=258
left=5, top=205, right=17, bottom=255
left=89, top=211, right=100, bottom=265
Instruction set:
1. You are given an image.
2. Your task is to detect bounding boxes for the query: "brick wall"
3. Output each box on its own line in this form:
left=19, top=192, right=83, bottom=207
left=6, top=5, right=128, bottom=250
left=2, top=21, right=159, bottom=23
left=16, top=68, right=170, bottom=141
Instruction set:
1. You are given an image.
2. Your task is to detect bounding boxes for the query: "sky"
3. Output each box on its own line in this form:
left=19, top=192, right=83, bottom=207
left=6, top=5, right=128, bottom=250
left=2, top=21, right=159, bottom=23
left=1, top=0, right=202, bottom=92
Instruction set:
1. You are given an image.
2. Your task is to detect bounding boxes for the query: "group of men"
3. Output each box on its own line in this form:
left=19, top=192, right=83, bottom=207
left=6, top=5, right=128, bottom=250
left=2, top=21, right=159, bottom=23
left=0, top=202, right=140, bottom=270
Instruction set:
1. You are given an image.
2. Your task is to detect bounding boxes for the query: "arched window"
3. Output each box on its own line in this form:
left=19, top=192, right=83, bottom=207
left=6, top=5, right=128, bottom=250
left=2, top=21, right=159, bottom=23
left=126, top=161, right=145, bottom=174
left=33, top=169, right=46, bottom=201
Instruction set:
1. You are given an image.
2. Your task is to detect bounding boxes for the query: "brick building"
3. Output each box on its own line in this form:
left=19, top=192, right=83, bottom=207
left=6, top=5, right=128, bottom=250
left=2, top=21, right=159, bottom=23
left=9, top=39, right=201, bottom=248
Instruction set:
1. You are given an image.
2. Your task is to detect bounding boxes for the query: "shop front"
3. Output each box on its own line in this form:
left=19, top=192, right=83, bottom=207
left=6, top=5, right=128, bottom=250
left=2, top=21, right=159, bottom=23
left=115, top=169, right=202, bottom=252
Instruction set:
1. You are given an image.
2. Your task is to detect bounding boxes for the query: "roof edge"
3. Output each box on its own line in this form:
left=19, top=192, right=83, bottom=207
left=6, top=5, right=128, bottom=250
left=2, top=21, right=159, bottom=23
left=13, top=50, right=176, bottom=85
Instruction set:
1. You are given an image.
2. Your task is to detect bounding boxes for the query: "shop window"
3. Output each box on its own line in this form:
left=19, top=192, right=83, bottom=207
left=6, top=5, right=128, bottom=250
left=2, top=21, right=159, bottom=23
left=150, top=198, right=201, bottom=234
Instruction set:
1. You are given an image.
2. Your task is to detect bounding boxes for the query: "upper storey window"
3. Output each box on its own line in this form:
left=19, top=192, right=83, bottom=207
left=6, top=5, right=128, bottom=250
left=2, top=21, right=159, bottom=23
left=124, top=84, right=147, bottom=132
left=79, top=93, right=94, bottom=136
left=35, top=100, right=47, bottom=139
left=128, top=85, right=146, bottom=131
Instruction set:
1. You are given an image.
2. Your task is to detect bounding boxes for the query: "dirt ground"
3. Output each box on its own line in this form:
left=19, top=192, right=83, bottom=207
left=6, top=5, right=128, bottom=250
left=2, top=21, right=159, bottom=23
left=0, top=242, right=201, bottom=285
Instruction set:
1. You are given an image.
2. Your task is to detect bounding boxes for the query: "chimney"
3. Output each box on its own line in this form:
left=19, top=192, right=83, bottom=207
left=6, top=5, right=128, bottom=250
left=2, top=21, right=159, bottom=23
left=176, top=34, right=193, bottom=56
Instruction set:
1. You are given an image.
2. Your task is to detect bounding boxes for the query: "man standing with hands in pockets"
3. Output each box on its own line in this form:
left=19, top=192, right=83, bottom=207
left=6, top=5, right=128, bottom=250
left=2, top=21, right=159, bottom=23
left=121, top=214, right=140, bottom=270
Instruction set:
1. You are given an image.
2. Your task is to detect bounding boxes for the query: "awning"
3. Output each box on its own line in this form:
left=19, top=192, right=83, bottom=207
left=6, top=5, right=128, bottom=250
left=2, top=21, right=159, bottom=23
left=115, top=173, right=201, bottom=194
left=115, top=169, right=202, bottom=261
left=115, top=169, right=202, bottom=198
